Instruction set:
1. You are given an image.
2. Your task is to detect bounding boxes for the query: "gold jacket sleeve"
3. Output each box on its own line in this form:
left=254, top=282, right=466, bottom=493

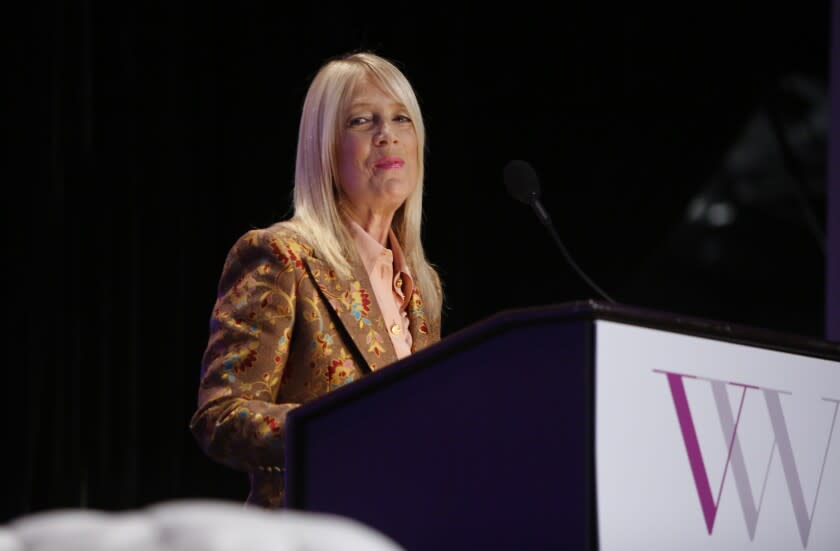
left=190, top=229, right=300, bottom=474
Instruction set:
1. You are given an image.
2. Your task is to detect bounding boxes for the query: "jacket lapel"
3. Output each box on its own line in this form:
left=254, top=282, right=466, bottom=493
left=407, top=287, right=434, bottom=353
left=303, top=256, right=398, bottom=371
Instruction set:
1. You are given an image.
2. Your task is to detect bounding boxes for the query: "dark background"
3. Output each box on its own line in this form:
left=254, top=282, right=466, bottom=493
left=6, top=1, right=834, bottom=522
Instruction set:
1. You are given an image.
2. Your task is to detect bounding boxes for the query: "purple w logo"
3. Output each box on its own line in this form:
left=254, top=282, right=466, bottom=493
left=655, top=370, right=840, bottom=548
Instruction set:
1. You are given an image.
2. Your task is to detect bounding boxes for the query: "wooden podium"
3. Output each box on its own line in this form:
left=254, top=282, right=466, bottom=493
left=285, top=301, right=840, bottom=551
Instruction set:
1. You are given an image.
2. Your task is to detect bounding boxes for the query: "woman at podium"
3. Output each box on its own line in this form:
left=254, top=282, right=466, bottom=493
left=189, top=51, right=443, bottom=508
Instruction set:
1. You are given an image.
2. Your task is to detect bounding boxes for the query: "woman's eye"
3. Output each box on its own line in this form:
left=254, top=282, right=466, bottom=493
left=348, top=113, right=411, bottom=127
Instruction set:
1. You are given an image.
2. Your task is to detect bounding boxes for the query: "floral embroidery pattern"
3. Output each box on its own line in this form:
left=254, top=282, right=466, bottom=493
left=312, top=331, right=334, bottom=356
left=273, top=328, right=290, bottom=365
left=327, top=349, right=357, bottom=390
left=366, top=329, right=386, bottom=357
left=348, top=281, right=372, bottom=327
left=258, top=414, right=283, bottom=437
left=221, top=344, right=259, bottom=382
left=409, top=289, right=429, bottom=335
left=268, top=239, right=305, bottom=271
left=316, top=277, right=387, bottom=358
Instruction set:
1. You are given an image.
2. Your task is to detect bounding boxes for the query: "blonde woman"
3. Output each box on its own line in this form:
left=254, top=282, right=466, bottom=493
left=190, top=52, right=443, bottom=508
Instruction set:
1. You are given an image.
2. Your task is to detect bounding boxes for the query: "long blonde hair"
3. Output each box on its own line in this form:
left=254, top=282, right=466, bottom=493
left=286, top=51, right=442, bottom=324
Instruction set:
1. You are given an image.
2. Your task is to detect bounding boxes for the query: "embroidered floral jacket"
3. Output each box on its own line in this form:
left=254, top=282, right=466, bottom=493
left=189, top=222, right=440, bottom=508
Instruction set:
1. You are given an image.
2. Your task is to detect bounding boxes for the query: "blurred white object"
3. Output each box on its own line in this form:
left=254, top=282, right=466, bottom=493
left=3, top=500, right=405, bottom=551
left=0, top=528, right=23, bottom=551
left=10, top=509, right=160, bottom=551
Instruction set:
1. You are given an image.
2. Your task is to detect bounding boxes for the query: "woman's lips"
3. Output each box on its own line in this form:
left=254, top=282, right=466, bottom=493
left=374, top=157, right=405, bottom=169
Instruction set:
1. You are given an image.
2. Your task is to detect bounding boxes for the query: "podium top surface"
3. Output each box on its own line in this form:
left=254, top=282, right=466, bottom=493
left=477, top=300, right=840, bottom=361
left=288, top=300, right=839, bottom=425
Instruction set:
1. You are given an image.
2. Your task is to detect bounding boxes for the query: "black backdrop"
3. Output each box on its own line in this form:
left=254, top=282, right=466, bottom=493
left=6, top=1, right=832, bottom=521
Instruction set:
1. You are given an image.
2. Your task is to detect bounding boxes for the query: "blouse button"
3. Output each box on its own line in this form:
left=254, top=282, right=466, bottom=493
left=390, top=323, right=402, bottom=335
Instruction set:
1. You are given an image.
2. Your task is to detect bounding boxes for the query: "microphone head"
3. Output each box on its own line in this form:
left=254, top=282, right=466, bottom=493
left=504, top=160, right=541, bottom=204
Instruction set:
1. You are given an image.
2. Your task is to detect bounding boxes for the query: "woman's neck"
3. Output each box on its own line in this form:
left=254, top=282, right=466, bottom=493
left=345, top=208, right=394, bottom=247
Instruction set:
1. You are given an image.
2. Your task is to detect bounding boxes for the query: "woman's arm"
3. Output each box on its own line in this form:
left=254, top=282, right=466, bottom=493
left=189, top=228, right=301, bottom=474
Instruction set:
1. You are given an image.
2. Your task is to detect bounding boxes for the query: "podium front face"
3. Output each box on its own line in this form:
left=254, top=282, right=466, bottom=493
left=596, top=321, right=840, bottom=551
left=285, top=302, right=840, bottom=551
left=287, top=314, right=595, bottom=550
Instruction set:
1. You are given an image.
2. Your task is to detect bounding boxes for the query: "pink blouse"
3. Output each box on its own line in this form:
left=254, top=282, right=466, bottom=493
left=348, top=221, right=414, bottom=359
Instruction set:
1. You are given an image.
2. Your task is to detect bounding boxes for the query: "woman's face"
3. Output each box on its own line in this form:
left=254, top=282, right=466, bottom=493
left=337, top=78, right=418, bottom=219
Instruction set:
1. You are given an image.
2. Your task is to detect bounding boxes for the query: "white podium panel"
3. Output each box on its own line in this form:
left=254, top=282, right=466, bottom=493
left=596, top=320, right=840, bottom=551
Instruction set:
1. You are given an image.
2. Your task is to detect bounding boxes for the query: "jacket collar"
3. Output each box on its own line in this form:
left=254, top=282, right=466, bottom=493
left=303, top=255, right=398, bottom=371
left=303, top=254, right=435, bottom=372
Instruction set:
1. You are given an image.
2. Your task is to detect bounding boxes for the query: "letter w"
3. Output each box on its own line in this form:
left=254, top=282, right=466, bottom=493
left=661, top=372, right=839, bottom=547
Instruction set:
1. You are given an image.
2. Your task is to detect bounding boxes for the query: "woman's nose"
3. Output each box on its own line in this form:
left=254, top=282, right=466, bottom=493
left=374, top=123, right=397, bottom=145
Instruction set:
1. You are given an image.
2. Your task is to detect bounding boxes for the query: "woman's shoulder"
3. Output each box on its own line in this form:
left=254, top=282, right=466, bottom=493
left=265, top=221, right=316, bottom=253
left=233, top=221, right=313, bottom=253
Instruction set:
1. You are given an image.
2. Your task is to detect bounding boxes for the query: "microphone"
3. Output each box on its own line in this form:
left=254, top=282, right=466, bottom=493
left=503, top=160, right=616, bottom=304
